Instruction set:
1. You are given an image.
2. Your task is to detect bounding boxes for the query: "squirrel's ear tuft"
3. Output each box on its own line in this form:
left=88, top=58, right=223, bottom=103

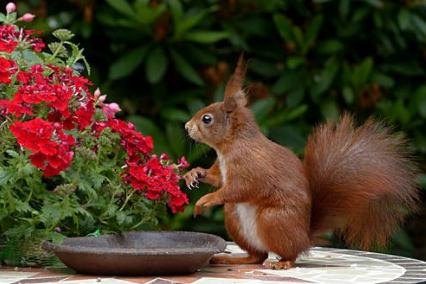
left=224, top=54, right=247, bottom=113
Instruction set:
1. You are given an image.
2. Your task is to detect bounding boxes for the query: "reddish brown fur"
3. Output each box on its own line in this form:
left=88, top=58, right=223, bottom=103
left=183, top=57, right=419, bottom=268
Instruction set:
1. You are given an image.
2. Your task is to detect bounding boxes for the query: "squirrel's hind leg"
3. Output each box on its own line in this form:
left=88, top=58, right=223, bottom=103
left=257, top=206, right=311, bottom=270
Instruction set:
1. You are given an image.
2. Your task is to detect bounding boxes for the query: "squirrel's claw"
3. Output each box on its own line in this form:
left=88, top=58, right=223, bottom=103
left=184, top=168, right=205, bottom=190
left=193, top=203, right=202, bottom=217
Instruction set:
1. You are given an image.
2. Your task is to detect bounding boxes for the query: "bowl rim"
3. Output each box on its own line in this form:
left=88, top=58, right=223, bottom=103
left=42, top=231, right=226, bottom=256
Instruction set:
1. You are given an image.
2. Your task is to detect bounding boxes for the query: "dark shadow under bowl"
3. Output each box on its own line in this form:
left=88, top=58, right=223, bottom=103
left=42, top=231, right=226, bottom=276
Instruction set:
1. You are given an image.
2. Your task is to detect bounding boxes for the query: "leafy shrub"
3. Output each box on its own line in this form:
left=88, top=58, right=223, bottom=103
left=0, top=5, right=189, bottom=266
left=11, top=0, right=426, bottom=258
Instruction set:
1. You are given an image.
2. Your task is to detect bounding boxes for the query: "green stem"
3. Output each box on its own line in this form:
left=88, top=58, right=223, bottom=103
left=119, top=190, right=135, bottom=211
left=48, top=41, right=65, bottom=62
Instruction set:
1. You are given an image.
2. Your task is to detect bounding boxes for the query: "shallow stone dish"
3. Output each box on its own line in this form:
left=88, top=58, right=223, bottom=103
left=42, top=231, right=226, bottom=276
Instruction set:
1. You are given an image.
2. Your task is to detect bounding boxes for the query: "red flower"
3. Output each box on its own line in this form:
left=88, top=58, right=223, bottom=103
left=125, top=156, right=189, bottom=213
left=0, top=25, right=18, bottom=54
left=107, top=119, right=153, bottom=159
left=0, top=57, right=16, bottom=84
left=10, top=118, right=75, bottom=176
left=0, top=25, right=45, bottom=53
left=16, top=71, right=32, bottom=84
left=0, top=40, right=17, bottom=53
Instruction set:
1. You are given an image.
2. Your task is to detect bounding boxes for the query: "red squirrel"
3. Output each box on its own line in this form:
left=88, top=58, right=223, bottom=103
left=183, top=56, right=419, bottom=269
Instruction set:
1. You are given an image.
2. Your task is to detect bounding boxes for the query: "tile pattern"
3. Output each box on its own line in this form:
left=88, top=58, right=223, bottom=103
left=1, top=244, right=426, bottom=284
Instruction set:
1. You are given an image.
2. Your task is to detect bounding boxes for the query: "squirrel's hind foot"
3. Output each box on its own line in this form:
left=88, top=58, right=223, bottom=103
left=263, top=259, right=294, bottom=270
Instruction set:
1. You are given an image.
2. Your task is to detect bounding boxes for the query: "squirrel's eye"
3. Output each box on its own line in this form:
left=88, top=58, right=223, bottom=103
left=202, top=114, right=213, bottom=125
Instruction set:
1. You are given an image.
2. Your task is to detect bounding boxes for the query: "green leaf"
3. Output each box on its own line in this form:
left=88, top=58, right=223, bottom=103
left=168, top=0, right=183, bottom=23
left=339, top=0, right=350, bottom=19
left=316, top=40, right=344, bottom=54
left=286, top=57, right=305, bottom=69
left=398, top=9, right=411, bottom=30
left=188, top=99, right=205, bottom=115
left=371, top=72, right=394, bottom=88
left=310, top=57, right=340, bottom=101
left=105, top=0, right=135, bottom=18
left=145, top=46, right=168, bottom=84
left=415, top=86, right=426, bottom=118
left=249, top=58, right=281, bottom=78
left=287, top=88, right=305, bottom=108
left=273, top=14, right=294, bottom=42
left=353, top=57, right=373, bottom=89
left=109, top=45, right=149, bottom=80
left=411, top=14, right=426, bottom=37
left=175, top=10, right=209, bottom=36
left=116, top=211, right=127, bottom=225
left=5, top=150, right=18, bottom=158
left=272, top=70, right=307, bottom=95
left=320, top=100, right=340, bottom=121
left=183, top=31, right=229, bottom=43
left=342, top=86, right=354, bottom=105
left=48, top=43, right=67, bottom=58
left=0, top=168, right=11, bottom=185
left=392, top=230, right=415, bottom=251
left=87, top=229, right=101, bottom=237
left=251, top=98, right=275, bottom=122
left=52, top=29, right=74, bottom=41
left=169, top=49, right=204, bottom=86
left=417, top=173, right=426, bottom=189
left=134, top=3, right=166, bottom=25
left=265, top=105, right=308, bottom=128
left=269, top=125, right=307, bottom=155
left=303, top=15, right=323, bottom=53
left=161, top=108, right=190, bottom=122
left=166, top=123, right=186, bottom=157
left=50, top=232, right=65, bottom=244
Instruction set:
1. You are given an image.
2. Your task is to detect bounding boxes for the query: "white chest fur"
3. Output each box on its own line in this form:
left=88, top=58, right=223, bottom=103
left=216, top=153, right=267, bottom=253
left=235, top=203, right=267, bottom=252
left=217, top=153, right=227, bottom=185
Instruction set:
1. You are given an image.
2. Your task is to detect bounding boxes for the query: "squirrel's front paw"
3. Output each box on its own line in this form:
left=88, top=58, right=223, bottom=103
left=193, top=193, right=222, bottom=217
left=183, top=167, right=206, bottom=189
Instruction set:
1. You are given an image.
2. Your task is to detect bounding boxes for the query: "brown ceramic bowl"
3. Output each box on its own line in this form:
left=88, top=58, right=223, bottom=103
left=42, top=231, right=226, bottom=276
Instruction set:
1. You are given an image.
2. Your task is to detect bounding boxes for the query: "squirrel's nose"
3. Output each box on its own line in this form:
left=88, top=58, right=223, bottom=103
left=184, top=121, right=191, bottom=132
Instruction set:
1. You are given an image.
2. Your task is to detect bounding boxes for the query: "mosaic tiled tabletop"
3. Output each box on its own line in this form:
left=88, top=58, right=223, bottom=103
left=1, top=243, right=426, bottom=284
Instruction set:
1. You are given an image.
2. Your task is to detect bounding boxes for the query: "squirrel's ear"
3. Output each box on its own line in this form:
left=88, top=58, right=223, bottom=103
left=224, top=55, right=247, bottom=113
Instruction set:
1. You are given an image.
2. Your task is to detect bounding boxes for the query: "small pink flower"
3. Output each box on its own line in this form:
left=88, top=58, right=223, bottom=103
left=18, top=13, right=35, bottom=22
left=102, top=102, right=121, bottom=119
left=98, top=95, right=107, bottom=103
left=93, top=88, right=101, bottom=99
left=5, top=2, right=16, bottom=13
left=178, top=156, right=190, bottom=169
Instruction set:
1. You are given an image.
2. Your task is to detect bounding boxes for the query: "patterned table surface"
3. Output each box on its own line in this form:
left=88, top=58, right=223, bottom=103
left=1, top=243, right=426, bottom=284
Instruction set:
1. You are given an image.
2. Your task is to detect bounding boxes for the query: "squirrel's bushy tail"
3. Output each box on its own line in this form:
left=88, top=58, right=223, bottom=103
left=304, top=114, right=419, bottom=249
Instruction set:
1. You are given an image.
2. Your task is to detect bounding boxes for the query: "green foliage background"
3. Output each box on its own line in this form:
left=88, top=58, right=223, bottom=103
left=13, top=0, right=426, bottom=260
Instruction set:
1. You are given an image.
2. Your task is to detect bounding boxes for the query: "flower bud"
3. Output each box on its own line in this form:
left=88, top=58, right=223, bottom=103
left=178, top=156, right=190, bottom=169
left=5, top=2, right=16, bottom=13
left=160, top=153, right=170, bottom=161
left=98, top=95, right=107, bottom=103
left=94, top=88, right=101, bottom=98
left=18, top=13, right=35, bottom=22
